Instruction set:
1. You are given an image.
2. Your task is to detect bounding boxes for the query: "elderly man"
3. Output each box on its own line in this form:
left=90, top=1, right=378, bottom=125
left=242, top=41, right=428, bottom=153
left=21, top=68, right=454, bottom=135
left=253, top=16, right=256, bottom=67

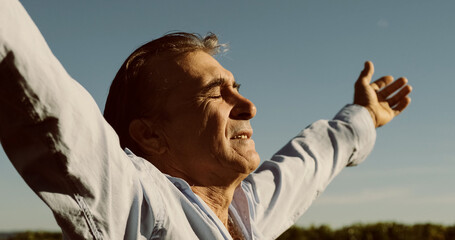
left=0, top=1, right=411, bottom=240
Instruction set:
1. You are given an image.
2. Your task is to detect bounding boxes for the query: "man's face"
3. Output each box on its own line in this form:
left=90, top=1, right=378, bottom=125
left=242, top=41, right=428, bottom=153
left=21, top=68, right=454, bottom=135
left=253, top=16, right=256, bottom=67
left=158, top=51, right=260, bottom=184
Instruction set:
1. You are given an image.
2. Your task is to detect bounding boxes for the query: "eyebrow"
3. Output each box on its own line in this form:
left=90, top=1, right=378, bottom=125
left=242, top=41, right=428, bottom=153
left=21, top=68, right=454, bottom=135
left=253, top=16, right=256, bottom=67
left=200, top=78, right=241, bottom=93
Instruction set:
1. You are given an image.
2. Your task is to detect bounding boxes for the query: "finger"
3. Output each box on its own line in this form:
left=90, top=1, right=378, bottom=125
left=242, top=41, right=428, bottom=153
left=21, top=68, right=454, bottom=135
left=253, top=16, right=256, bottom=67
left=387, top=85, right=412, bottom=106
left=355, top=61, right=375, bottom=87
left=392, top=96, right=411, bottom=116
left=378, top=77, right=408, bottom=99
left=370, top=76, right=394, bottom=91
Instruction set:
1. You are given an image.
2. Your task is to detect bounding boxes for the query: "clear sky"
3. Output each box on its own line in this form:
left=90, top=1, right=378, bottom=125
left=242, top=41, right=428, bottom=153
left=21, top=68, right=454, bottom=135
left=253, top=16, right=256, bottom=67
left=1, top=0, right=454, bottom=231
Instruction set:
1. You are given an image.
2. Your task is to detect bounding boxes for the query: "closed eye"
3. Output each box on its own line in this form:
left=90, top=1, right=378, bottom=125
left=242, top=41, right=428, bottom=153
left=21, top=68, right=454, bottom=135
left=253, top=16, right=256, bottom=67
left=200, top=78, right=240, bottom=99
left=208, top=95, right=222, bottom=99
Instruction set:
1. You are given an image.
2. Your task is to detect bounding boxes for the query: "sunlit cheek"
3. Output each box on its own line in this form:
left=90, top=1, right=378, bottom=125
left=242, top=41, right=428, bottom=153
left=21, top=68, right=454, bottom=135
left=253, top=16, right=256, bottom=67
left=198, top=104, right=219, bottom=130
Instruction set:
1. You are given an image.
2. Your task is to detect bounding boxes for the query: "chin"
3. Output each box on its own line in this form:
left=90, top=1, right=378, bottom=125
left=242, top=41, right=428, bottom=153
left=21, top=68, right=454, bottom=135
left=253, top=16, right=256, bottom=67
left=222, top=148, right=260, bottom=174
left=242, top=151, right=261, bottom=174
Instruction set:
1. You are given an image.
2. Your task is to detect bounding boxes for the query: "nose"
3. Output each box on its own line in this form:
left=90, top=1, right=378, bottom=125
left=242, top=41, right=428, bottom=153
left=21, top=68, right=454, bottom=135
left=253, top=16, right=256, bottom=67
left=229, top=93, right=257, bottom=120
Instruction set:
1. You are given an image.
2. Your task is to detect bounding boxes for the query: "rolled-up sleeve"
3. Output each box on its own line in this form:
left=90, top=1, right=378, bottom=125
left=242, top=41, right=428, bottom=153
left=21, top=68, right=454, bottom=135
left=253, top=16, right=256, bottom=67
left=243, top=104, right=376, bottom=239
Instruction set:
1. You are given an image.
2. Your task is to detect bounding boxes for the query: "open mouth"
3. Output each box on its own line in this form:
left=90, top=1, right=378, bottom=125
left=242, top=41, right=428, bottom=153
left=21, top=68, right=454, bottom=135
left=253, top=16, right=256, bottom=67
left=230, top=130, right=252, bottom=140
left=231, top=134, right=249, bottom=139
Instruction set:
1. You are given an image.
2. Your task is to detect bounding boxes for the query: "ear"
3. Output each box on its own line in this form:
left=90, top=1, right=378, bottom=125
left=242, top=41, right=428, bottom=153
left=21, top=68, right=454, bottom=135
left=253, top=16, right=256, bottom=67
left=129, top=119, right=167, bottom=155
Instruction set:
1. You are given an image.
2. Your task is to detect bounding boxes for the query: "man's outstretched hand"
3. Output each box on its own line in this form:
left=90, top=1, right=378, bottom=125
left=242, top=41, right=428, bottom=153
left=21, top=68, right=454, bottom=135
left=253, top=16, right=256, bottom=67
left=354, top=61, right=412, bottom=128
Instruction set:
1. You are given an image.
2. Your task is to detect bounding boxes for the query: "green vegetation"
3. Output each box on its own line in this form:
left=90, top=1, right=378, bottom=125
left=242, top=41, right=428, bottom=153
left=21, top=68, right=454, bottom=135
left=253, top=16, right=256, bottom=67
left=1, top=223, right=455, bottom=239
left=0, top=231, right=61, bottom=240
left=277, top=222, right=455, bottom=240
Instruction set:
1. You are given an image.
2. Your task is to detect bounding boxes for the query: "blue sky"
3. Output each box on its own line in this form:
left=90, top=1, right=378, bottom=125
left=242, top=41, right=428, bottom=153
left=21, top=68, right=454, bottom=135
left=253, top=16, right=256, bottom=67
left=1, top=0, right=454, bottom=231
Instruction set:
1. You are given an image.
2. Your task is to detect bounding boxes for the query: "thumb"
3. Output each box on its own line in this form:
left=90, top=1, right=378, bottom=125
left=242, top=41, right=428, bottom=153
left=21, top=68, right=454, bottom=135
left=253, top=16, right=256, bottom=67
left=356, top=61, right=375, bottom=87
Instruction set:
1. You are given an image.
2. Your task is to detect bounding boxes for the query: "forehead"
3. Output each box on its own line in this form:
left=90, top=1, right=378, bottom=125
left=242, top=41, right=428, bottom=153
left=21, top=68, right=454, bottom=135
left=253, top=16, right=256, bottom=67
left=174, top=51, right=234, bottom=87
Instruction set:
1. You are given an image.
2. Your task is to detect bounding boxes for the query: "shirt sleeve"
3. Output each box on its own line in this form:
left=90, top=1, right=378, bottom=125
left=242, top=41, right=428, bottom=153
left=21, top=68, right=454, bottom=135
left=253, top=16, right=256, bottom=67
left=0, top=1, right=150, bottom=239
left=243, top=104, right=376, bottom=239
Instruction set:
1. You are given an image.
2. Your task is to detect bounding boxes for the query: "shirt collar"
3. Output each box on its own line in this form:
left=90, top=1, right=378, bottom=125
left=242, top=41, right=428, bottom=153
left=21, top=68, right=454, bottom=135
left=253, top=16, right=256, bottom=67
left=124, top=148, right=253, bottom=239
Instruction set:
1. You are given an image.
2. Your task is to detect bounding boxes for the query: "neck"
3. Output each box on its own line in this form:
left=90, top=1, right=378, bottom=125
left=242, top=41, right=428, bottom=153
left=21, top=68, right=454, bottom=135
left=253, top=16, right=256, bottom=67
left=191, top=182, right=239, bottom=228
left=149, top=156, right=247, bottom=229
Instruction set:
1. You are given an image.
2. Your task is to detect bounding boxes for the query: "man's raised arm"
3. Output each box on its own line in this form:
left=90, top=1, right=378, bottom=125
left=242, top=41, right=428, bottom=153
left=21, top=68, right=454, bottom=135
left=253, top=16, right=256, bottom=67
left=0, top=1, right=146, bottom=239
left=242, top=61, right=412, bottom=239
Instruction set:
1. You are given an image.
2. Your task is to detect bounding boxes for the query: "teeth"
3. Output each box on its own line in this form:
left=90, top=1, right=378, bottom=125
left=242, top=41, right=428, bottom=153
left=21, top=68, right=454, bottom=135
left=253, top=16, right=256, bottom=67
left=233, top=135, right=248, bottom=139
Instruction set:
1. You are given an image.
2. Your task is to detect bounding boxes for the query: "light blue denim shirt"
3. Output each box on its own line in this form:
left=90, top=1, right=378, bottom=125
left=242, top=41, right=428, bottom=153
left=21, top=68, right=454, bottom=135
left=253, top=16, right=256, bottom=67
left=0, top=1, right=376, bottom=239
